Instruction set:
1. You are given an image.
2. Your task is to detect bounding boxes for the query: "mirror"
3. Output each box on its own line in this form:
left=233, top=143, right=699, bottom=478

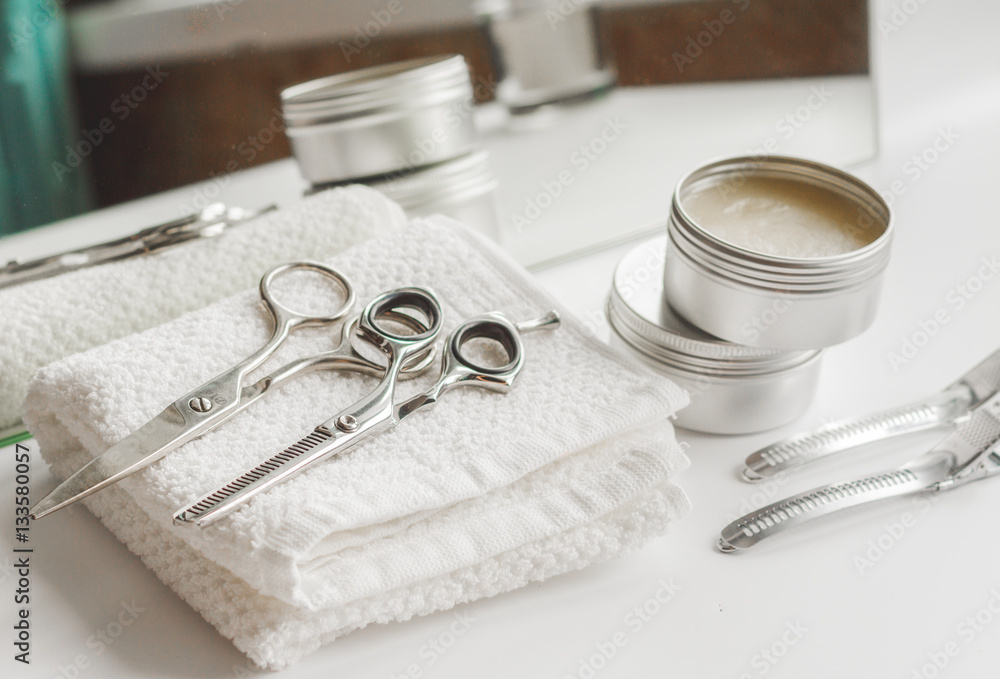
left=0, top=0, right=874, bottom=269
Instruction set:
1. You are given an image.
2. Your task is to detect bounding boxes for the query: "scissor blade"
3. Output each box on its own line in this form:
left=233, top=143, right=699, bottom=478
left=30, top=404, right=189, bottom=519
left=172, top=425, right=341, bottom=528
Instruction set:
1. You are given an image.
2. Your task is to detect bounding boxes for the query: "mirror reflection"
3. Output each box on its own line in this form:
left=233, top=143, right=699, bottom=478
left=1, top=0, right=874, bottom=266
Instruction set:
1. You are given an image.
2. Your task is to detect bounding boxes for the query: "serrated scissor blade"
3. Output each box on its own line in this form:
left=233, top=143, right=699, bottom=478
left=172, top=426, right=338, bottom=527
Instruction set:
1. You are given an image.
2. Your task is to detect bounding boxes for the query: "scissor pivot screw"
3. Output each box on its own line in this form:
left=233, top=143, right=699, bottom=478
left=189, top=397, right=213, bottom=413
left=336, top=415, right=358, bottom=432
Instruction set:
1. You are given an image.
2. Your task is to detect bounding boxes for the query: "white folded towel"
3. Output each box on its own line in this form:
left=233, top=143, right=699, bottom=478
left=24, top=218, right=691, bottom=669
left=0, top=185, right=408, bottom=429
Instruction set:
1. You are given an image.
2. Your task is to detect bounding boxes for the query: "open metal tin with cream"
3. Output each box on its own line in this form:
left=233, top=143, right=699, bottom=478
left=609, top=237, right=822, bottom=435
left=664, top=156, right=892, bottom=350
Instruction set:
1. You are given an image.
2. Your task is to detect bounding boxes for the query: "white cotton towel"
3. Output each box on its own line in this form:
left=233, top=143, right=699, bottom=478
left=24, top=217, right=691, bottom=669
left=0, top=185, right=408, bottom=429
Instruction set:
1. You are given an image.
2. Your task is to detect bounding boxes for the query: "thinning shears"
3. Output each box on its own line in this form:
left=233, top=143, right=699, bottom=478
left=173, top=288, right=560, bottom=528
left=30, top=262, right=434, bottom=519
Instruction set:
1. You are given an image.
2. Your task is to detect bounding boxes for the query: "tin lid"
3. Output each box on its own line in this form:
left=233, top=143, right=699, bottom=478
left=669, top=156, right=893, bottom=292
left=281, top=55, right=472, bottom=127
left=609, top=237, right=819, bottom=376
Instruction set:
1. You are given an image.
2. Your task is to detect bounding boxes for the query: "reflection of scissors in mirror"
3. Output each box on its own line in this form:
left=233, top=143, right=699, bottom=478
left=0, top=204, right=274, bottom=290
left=30, top=262, right=435, bottom=519
left=174, top=289, right=561, bottom=528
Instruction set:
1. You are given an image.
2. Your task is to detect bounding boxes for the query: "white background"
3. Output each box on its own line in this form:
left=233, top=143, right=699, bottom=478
left=4, top=0, right=1000, bottom=677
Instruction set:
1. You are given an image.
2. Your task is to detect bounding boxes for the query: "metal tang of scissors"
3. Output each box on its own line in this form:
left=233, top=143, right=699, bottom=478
left=741, top=346, right=1000, bottom=482
left=30, top=262, right=435, bottom=520
left=0, top=203, right=275, bottom=290
left=173, top=292, right=561, bottom=528
left=718, top=390, right=1000, bottom=553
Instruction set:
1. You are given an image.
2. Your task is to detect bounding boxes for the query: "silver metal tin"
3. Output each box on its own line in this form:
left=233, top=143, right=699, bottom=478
left=474, top=0, right=615, bottom=114
left=664, top=155, right=892, bottom=350
left=610, top=237, right=822, bottom=435
left=367, top=150, right=501, bottom=239
left=281, top=56, right=478, bottom=184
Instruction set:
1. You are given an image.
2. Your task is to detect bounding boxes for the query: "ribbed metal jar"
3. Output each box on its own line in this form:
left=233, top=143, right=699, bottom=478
left=281, top=55, right=478, bottom=184
left=610, top=237, right=823, bottom=435
left=366, top=150, right=500, bottom=238
left=664, top=156, right=892, bottom=350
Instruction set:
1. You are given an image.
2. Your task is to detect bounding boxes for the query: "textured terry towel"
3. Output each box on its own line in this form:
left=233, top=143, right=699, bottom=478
left=24, top=218, right=691, bottom=669
left=0, top=185, right=408, bottom=429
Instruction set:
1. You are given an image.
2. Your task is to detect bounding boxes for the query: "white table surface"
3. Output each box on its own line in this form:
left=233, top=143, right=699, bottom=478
left=5, top=1, right=1000, bottom=677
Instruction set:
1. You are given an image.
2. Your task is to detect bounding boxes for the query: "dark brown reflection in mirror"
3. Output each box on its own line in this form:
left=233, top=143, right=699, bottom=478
left=64, top=0, right=868, bottom=209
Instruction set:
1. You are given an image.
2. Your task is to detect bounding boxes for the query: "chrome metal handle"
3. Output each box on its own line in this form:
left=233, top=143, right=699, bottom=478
left=173, top=289, right=443, bottom=528
left=258, top=261, right=355, bottom=331
left=742, top=385, right=974, bottom=482
left=394, top=310, right=561, bottom=422
left=718, top=454, right=953, bottom=552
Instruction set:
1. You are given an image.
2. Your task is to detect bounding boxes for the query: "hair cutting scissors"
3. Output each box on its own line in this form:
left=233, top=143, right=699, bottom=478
left=30, top=262, right=434, bottom=519
left=173, top=289, right=560, bottom=528
left=0, top=203, right=275, bottom=291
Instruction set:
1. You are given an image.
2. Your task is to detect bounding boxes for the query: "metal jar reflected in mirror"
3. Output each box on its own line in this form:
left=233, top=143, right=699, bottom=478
left=282, top=55, right=500, bottom=238
left=281, top=55, right=477, bottom=184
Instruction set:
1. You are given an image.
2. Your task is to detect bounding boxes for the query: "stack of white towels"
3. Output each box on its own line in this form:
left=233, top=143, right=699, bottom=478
left=0, top=186, right=407, bottom=430
left=21, top=188, right=691, bottom=670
